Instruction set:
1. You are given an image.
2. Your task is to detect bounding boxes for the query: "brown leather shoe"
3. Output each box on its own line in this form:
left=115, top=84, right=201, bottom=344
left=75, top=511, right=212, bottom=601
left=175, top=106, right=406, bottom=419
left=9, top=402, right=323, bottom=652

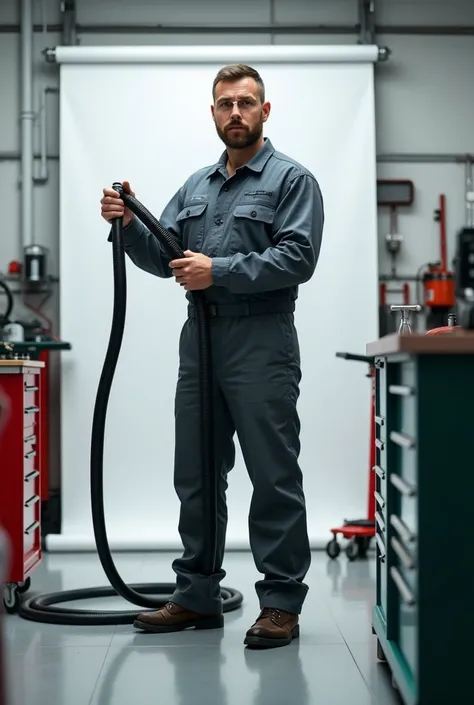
left=133, top=601, right=223, bottom=633
left=244, top=607, right=299, bottom=648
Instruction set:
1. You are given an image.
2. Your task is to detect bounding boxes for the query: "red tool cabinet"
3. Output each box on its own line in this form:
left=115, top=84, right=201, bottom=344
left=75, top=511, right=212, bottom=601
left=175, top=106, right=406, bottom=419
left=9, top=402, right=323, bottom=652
left=0, top=359, right=44, bottom=613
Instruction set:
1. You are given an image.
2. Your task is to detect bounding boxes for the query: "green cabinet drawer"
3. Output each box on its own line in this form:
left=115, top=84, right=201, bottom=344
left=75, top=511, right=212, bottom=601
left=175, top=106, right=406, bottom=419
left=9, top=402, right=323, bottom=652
left=375, top=358, right=387, bottom=443
left=375, top=526, right=388, bottom=619
left=390, top=564, right=418, bottom=679
left=390, top=442, right=417, bottom=487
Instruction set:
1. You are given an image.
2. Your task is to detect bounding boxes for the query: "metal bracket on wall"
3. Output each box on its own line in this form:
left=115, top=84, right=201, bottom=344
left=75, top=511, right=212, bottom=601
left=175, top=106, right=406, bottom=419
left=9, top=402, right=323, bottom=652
left=61, top=0, right=77, bottom=46
left=359, top=0, right=376, bottom=45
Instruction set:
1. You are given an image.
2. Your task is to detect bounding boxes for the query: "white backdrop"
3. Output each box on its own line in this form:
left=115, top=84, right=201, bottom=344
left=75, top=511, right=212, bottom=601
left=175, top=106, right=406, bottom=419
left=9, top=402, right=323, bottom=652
left=47, top=45, right=379, bottom=552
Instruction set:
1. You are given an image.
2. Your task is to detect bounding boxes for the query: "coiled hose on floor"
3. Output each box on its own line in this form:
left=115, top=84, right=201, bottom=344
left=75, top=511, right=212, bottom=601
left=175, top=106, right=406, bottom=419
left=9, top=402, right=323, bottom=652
left=18, top=183, right=243, bottom=624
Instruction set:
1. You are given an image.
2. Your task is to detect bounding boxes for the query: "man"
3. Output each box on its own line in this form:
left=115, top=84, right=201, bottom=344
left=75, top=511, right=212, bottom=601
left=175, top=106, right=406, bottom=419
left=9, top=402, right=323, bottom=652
left=101, top=63, right=324, bottom=648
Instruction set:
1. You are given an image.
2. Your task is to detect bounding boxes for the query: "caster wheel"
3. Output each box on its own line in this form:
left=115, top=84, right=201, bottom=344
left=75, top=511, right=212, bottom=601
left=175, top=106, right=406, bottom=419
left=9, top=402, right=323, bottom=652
left=346, top=538, right=359, bottom=561
left=17, top=577, right=31, bottom=594
left=376, top=639, right=386, bottom=662
left=3, top=585, right=20, bottom=614
left=326, top=538, right=341, bottom=559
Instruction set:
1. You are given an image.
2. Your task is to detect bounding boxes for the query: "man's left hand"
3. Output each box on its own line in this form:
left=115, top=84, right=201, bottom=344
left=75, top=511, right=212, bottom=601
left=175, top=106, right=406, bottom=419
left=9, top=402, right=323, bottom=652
left=169, top=250, right=213, bottom=291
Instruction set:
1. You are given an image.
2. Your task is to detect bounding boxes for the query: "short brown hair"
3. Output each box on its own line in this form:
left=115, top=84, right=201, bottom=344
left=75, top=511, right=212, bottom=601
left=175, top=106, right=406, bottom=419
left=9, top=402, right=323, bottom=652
left=212, top=64, right=265, bottom=103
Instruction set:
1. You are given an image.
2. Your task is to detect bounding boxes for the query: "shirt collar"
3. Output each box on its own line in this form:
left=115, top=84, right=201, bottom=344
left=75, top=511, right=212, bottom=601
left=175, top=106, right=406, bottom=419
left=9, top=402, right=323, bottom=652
left=207, top=137, right=275, bottom=178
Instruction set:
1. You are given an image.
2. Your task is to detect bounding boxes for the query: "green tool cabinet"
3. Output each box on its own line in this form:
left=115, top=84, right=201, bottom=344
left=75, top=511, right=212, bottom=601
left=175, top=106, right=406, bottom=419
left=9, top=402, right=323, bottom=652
left=366, top=332, right=474, bottom=705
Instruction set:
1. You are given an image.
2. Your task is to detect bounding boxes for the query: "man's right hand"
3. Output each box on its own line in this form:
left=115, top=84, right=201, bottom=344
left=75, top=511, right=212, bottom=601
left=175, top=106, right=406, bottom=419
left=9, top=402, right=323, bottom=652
left=101, top=180, right=135, bottom=228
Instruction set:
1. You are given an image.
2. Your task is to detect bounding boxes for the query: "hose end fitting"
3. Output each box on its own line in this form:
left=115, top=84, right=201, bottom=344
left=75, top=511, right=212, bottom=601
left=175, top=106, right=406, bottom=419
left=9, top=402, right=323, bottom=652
left=112, top=182, right=124, bottom=197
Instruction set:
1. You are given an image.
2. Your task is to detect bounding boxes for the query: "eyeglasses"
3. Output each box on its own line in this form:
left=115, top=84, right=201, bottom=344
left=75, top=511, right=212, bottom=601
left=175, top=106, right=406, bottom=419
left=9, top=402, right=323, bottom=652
left=214, top=99, right=256, bottom=113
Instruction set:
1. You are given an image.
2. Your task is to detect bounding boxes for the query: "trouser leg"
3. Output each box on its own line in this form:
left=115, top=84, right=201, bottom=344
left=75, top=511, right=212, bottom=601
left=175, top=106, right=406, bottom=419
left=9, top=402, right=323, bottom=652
left=219, top=313, right=311, bottom=614
left=171, top=319, right=235, bottom=614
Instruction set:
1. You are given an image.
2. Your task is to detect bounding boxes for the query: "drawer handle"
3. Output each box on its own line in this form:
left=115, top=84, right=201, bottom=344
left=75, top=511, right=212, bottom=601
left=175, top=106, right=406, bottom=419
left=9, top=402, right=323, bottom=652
left=390, top=566, right=416, bottom=606
left=24, top=406, right=39, bottom=414
left=24, top=433, right=36, bottom=444
left=376, top=534, right=386, bottom=561
left=375, top=511, right=385, bottom=532
left=390, top=473, right=417, bottom=497
left=389, top=384, right=413, bottom=396
left=375, top=438, right=384, bottom=450
left=373, top=465, right=385, bottom=479
left=391, top=537, right=415, bottom=570
left=375, top=491, right=385, bottom=509
left=24, top=494, right=40, bottom=508
left=24, top=449, right=36, bottom=460
left=390, top=431, right=415, bottom=449
left=25, top=470, right=39, bottom=482
left=24, top=385, right=39, bottom=392
left=24, top=520, right=40, bottom=535
left=390, top=514, right=415, bottom=544
left=375, top=415, right=385, bottom=426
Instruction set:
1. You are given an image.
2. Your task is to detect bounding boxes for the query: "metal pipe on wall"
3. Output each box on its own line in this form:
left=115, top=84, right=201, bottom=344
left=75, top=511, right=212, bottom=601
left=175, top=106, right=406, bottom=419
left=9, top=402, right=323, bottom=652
left=20, top=0, right=34, bottom=249
left=378, top=153, right=474, bottom=164
left=2, top=23, right=474, bottom=36
left=466, top=159, right=474, bottom=227
left=2, top=153, right=474, bottom=165
left=35, top=86, right=59, bottom=183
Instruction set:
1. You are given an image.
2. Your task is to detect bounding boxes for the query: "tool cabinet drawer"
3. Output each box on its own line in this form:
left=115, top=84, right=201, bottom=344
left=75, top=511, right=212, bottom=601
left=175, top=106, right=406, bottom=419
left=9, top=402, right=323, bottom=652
left=23, top=446, right=38, bottom=477
left=375, top=358, right=387, bottom=438
left=23, top=493, right=40, bottom=535
left=23, top=379, right=39, bottom=408
left=390, top=432, right=417, bottom=486
left=375, top=413, right=386, bottom=446
left=373, top=463, right=386, bottom=514
left=391, top=392, right=416, bottom=440
left=390, top=472, right=417, bottom=538
left=23, top=518, right=40, bottom=556
left=375, top=527, right=388, bottom=618
left=390, top=565, right=418, bottom=679
left=23, top=404, right=39, bottom=430
left=390, top=526, right=417, bottom=595
left=375, top=434, right=387, bottom=472
left=388, top=359, right=417, bottom=437
left=374, top=486, right=387, bottom=525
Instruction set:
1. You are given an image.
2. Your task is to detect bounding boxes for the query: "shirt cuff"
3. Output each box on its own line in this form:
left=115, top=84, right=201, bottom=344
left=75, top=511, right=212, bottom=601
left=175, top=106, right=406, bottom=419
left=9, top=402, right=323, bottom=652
left=211, top=256, right=231, bottom=287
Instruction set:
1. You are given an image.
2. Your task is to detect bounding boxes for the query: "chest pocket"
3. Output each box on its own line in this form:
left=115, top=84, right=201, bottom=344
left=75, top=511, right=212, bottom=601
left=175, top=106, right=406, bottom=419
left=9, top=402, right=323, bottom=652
left=230, top=203, right=275, bottom=255
left=176, top=202, right=208, bottom=251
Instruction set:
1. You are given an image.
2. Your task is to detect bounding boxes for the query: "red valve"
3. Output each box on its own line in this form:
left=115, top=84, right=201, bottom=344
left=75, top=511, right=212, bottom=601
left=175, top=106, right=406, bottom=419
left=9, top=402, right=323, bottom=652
left=7, top=260, right=22, bottom=275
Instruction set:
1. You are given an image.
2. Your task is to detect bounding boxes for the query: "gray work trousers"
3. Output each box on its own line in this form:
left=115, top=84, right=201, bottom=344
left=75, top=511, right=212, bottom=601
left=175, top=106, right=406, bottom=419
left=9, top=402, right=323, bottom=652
left=170, top=311, right=311, bottom=615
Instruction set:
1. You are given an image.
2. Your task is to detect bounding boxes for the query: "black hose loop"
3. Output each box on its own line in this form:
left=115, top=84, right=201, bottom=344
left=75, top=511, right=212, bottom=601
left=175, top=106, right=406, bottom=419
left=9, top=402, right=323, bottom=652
left=0, top=279, right=14, bottom=324
left=18, top=181, right=233, bottom=624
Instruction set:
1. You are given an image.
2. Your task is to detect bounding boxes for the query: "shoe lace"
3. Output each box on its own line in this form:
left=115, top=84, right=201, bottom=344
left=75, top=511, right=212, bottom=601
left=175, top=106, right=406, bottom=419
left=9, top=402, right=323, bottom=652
left=260, top=607, right=283, bottom=624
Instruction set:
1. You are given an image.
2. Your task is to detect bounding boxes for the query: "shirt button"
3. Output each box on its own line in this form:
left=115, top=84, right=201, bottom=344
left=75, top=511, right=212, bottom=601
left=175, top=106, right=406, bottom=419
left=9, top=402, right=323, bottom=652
left=223, top=186, right=229, bottom=192
left=215, top=219, right=223, bottom=226
left=251, top=210, right=257, bottom=218
left=186, top=210, right=190, bottom=216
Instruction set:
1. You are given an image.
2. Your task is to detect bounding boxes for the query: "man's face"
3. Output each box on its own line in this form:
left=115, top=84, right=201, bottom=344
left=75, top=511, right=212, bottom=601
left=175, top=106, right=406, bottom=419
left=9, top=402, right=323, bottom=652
left=211, top=77, right=270, bottom=150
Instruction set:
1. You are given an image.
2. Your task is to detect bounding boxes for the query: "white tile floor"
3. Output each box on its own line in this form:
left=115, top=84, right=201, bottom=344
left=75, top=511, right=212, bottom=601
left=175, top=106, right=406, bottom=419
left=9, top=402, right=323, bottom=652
left=3, top=550, right=402, bottom=705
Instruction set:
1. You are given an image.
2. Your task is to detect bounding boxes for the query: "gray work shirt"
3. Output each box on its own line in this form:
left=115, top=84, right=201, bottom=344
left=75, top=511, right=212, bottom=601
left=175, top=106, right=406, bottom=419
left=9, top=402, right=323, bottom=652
left=119, top=137, right=324, bottom=306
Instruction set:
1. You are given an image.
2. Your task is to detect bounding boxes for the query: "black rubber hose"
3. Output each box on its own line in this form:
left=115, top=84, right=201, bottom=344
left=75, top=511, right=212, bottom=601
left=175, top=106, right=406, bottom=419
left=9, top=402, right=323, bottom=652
left=18, top=183, right=241, bottom=625
left=0, top=279, right=14, bottom=324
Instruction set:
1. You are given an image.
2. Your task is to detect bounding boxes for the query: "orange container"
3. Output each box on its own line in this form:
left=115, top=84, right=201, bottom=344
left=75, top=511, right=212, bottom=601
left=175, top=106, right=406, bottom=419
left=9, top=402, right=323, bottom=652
left=423, top=270, right=455, bottom=307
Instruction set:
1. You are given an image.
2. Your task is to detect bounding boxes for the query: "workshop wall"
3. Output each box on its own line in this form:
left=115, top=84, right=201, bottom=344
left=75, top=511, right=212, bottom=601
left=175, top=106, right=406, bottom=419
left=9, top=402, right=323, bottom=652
left=0, top=0, right=473, bottom=489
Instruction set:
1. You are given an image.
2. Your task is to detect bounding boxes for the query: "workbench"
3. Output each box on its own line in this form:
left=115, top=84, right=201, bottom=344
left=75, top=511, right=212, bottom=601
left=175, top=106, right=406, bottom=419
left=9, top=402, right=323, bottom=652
left=0, top=341, right=71, bottom=503
left=366, top=332, right=474, bottom=705
left=0, top=359, right=44, bottom=613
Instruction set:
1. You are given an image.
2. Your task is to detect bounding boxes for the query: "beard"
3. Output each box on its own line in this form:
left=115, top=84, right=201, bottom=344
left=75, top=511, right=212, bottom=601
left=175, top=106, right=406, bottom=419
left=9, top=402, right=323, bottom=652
left=216, top=120, right=263, bottom=149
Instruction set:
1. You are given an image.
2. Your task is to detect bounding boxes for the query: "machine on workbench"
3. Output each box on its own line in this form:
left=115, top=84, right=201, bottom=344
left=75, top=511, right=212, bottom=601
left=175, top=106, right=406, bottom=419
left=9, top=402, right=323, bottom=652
left=368, top=226, right=474, bottom=705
